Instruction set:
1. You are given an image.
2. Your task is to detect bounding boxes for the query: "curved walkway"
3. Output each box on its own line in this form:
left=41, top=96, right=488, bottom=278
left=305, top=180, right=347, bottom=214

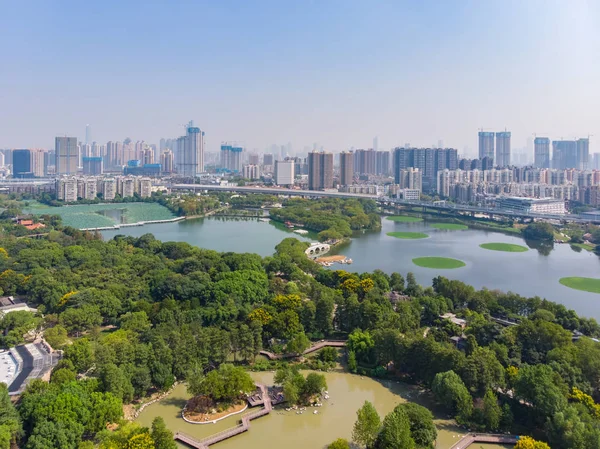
left=259, top=340, right=346, bottom=360
left=449, top=433, right=519, bottom=449
left=174, top=384, right=272, bottom=449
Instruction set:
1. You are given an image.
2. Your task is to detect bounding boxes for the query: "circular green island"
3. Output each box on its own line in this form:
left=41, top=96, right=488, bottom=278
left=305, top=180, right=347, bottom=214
left=386, top=216, right=423, bottom=223
left=430, top=223, right=468, bottom=230
left=559, top=277, right=600, bottom=294
left=387, top=232, right=429, bottom=239
left=412, top=257, right=466, bottom=269
left=480, top=243, right=528, bottom=252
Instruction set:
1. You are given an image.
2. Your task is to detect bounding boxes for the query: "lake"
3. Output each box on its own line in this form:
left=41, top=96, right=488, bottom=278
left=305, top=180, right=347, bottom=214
left=135, top=371, right=511, bottom=449
left=102, top=215, right=600, bottom=320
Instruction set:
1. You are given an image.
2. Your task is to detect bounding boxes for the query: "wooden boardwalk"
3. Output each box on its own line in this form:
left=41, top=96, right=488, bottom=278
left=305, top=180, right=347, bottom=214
left=259, top=340, right=346, bottom=360
left=174, top=384, right=273, bottom=449
left=449, top=433, right=519, bottom=449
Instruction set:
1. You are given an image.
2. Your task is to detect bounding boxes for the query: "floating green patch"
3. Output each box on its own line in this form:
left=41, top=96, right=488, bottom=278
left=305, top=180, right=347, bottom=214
left=559, top=277, right=600, bottom=294
left=412, top=257, right=466, bottom=269
left=480, top=243, right=528, bottom=252
left=430, top=223, right=468, bottom=230
left=386, top=216, right=423, bottom=223
left=386, top=232, right=429, bottom=239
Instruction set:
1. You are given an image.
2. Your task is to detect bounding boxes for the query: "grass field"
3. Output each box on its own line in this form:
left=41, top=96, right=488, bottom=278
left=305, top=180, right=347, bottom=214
left=386, top=216, right=423, bottom=223
left=430, top=223, right=468, bottom=230
left=559, top=277, right=600, bottom=294
left=479, top=242, right=529, bottom=252
left=412, top=257, right=466, bottom=269
left=570, top=243, right=596, bottom=252
left=387, top=232, right=429, bottom=239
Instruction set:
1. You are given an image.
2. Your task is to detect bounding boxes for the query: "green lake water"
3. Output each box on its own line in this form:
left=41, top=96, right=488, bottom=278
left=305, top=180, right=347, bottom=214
left=136, top=371, right=511, bottom=449
left=23, top=202, right=175, bottom=228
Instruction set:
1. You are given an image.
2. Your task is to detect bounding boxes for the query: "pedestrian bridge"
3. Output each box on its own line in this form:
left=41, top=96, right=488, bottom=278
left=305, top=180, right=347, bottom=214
left=305, top=243, right=330, bottom=256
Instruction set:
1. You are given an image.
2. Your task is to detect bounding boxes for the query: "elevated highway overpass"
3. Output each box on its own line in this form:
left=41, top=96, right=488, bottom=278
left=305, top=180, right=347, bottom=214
left=171, top=183, right=599, bottom=224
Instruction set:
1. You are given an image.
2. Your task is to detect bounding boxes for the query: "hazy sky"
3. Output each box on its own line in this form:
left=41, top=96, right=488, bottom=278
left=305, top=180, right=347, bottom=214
left=1, top=0, right=599, bottom=156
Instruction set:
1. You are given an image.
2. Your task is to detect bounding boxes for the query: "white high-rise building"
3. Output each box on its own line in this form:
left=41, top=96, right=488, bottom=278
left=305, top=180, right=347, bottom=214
left=242, top=164, right=260, bottom=180
left=275, top=160, right=295, bottom=186
left=55, top=137, right=78, bottom=175
left=176, top=121, right=204, bottom=176
left=101, top=178, right=117, bottom=200
left=56, top=177, right=78, bottom=202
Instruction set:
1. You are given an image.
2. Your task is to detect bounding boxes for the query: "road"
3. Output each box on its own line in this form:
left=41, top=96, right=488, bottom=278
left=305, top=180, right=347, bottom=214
left=170, top=183, right=599, bottom=223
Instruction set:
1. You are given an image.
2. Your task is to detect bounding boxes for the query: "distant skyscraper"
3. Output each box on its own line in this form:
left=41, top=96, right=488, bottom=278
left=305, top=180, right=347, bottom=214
left=85, top=124, right=91, bottom=145
left=373, top=136, right=379, bottom=151
left=83, top=157, right=103, bottom=175
left=495, top=132, right=511, bottom=167
left=160, top=149, right=174, bottom=173
left=393, top=147, right=457, bottom=189
left=552, top=140, right=578, bottom=169
left=12, top=150, right=32, bottom=178
left=274, top=160, right=295, bottom=186
left=263, top=153, right=274, bottom=166
left=55, top=137, right=78, bottom=175
left=478, top=132, right=495, bottom=162
left=577, top=138, right=590, bottom=170
left=220, top=143, right=243, bottom=172
left=340, top=151, right=354, bottom=186
left=308, top=152, right=333, bottom=190
left=353, top=149, right=377, bottom=175
left=30, top=149, right=47, bottom=177
left=376, top=151, right=390, bottom=176
left=534, top=137, right=551, bottom=168
left=176, top=122, right=204, bottom=176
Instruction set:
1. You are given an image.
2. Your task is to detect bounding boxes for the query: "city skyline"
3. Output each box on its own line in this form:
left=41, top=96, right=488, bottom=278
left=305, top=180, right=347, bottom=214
left=1, top=1, right=599, bottom=153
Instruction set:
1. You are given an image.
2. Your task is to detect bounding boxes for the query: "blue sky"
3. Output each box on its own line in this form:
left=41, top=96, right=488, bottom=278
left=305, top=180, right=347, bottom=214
left=1, top=0, right=599, bottom=155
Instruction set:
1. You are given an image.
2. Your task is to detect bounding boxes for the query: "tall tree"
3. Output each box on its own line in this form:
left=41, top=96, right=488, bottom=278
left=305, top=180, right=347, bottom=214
left=375, top=407, right=415, bottom=449
left=151, top=417, right=176, bottom=449
left=352, top=401, right=381, bottom=448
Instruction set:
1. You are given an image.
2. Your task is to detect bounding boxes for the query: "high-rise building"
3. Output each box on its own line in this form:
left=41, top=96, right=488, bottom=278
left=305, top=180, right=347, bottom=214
left=263, top=153, right=274, bottom=166
left=160, top=149, right=174, bottom=173
left=141, top=148, right=154, bottom=165
left=83, top=157, right=103, bottom=175
left=29, top=149, right=47, bottom=177
left=248, top=153, right=260, bottom=165
left=577, top=138, right=590, bottom=170
left=398, top=168, right=422, bottom=191
left=274, top=160, right=295, bottom=186
left=478, top=132, right=495, bottom=161
left=552, top=140, right=578, bottom=169
left=373, top=136, right=379, bottom=151
left=220, top=143, right=243, bottom=172
left=101, top=178, right=117, bottom=200
left=77, top=178, right=97, bottom=200
left=56, top=177, right=78, bottom=202
left=55, top=137, right=78, bottom=175
left=340, top=151, right=354, bottom=186
left=495, top=132, right=511, bottom=167
left=176, top=122, right=204, bottom=176
left=534, top=137, right=551, bottom=168
left=376, top=151, right=390, bottom=176
left=393, top=147, right=457, bottom=189
left=353, top=149, right=377, bottom=175
left=12, top=150, right=32, bottom=178
left=242, top=164, right=260, bottom=180
left=308, top=152, right=333, bottom=190
left=85, top=124, right=91, bottom=145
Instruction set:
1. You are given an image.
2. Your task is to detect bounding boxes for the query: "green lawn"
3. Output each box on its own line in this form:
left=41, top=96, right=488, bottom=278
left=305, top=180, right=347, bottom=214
left=559, top=277, right=600, bottom=294
left=386, top=216, right=423, bottom=223
left=570, top=243, right=596, bottom=252
left=412, top=257, right=466, bottom=269
left=387, top=232, right=429, bottom=239
left=430, top=223, right=468, bottom=230
left=479, top=243, right=529, bottom=252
